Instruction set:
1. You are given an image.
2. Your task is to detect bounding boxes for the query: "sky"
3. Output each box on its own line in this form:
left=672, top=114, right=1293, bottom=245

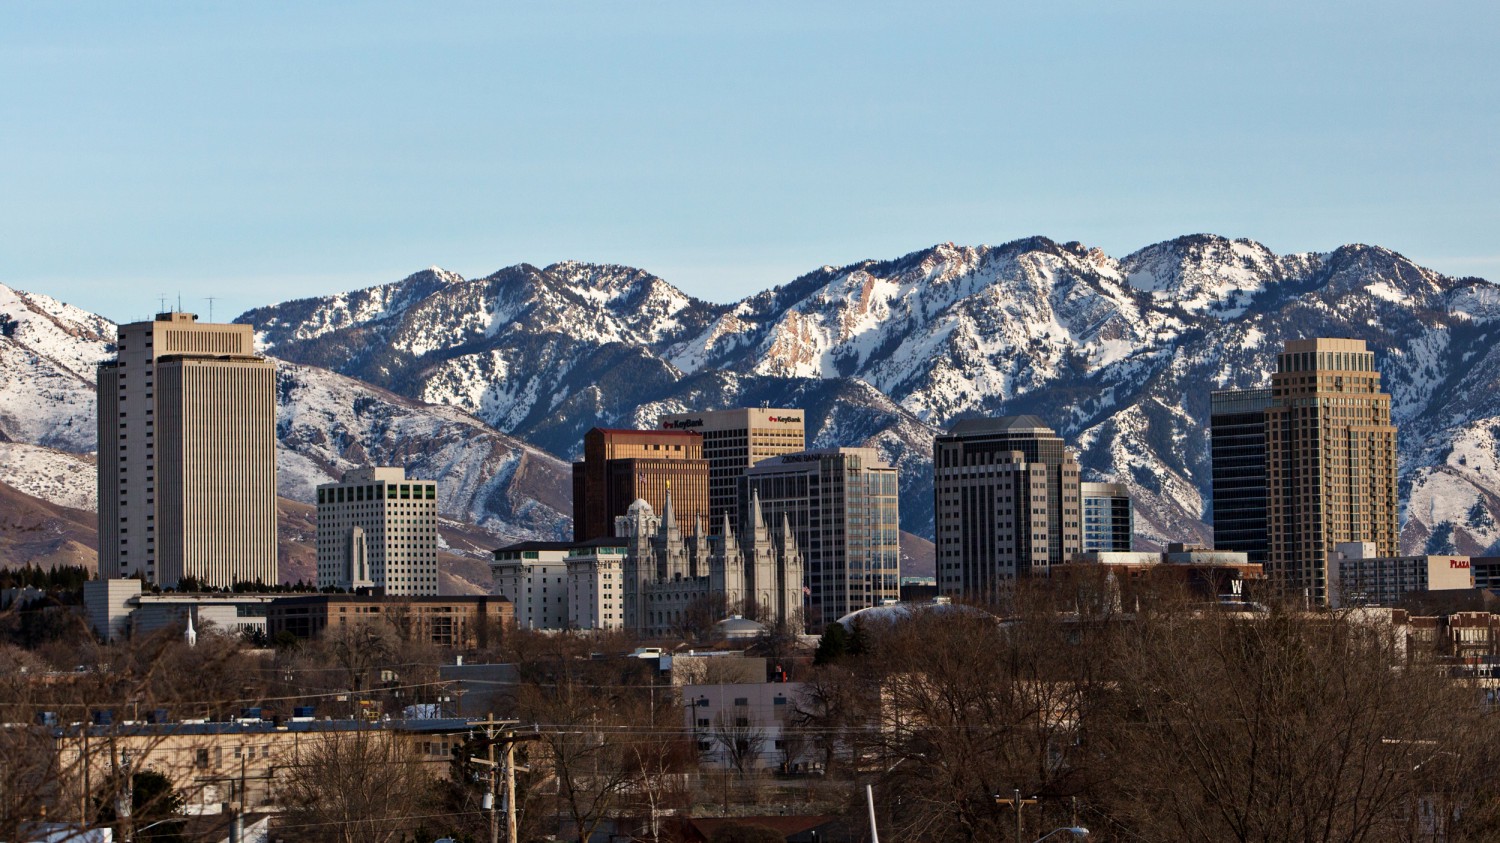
left=4, top=1, right=1497, bottom=323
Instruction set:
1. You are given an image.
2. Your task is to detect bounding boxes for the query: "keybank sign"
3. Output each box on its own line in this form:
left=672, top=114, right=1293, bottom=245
left=662, top=419, right=703, bottom=430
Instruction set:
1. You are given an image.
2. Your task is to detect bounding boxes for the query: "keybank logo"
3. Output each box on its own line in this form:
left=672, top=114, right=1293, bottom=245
left=662, top=419, right=703, bottom=430
left=768, top=416, right=801, bottom=424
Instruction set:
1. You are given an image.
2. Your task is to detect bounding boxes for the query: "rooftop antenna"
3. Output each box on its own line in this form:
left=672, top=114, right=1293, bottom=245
left=176, top=292, right=182, bottom=314
left=206, top=296, right=218, bottom=322
left=158, top=295, right=168, bottom=314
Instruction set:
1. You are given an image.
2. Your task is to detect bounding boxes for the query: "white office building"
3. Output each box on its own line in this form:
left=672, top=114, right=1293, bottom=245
left=490, top=542, right=573, bottom=630
left=565, top=540, right=628, bottom=631
left=316, top=466, right=438, bottom=595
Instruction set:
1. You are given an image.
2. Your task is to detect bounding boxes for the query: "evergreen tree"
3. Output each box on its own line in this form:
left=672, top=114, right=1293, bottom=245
left=814, top=622, right=849, bottom=665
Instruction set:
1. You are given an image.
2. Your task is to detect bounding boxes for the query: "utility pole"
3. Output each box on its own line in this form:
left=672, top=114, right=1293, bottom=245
left=469, top=715, right=538, bottom=843
left=996, top=789, right=1037, bottom=843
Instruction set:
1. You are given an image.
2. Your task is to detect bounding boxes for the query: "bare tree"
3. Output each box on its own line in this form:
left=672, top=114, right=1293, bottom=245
left=709, top=710, right=766, bottom=782
left=790, top=663, right=871, bottom=776
left=1094, top=604, right=1500, bottom=843
left=518, top=670, right=648, bottom=843
left=868, top=599, right=1117, bottom=843
left=276, top=726, right=435, bottom=843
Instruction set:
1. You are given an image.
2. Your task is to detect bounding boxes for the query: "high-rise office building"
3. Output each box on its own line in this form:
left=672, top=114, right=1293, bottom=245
left=743, top=447, right=900, bottom=627
left=1267, top=339, right=1400, bottom=602
left=1209, top=338, right=1399, bottom=604
left=316, top=467, right=438, bottom=595
left=1081, top=482, right=1133, bottom=552
left=571, top=428, right=709, bottom=541
left=97, top=312, right=277, bottom=588
left=932, top=416, right=1082, bottom=596
left=657, top=407, right=806, bottom=533
left=1209, top=388, right=1275, bottom=565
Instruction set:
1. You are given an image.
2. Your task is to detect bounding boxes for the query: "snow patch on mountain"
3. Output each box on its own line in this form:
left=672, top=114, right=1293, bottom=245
left=0, top=443, right=97, bottom=511
left=0, top=283, right=115, bottom=453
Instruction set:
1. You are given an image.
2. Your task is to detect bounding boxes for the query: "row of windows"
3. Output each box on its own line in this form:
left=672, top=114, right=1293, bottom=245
left=318, top=483, right=437, bottom=504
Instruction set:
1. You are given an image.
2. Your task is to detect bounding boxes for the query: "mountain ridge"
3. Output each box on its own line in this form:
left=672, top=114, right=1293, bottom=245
left=5, top=232, right=1500, bottom=574
left=234, top=234, right=1500, bottom=556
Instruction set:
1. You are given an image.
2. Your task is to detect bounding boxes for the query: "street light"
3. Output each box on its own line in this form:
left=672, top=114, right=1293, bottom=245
left=1033, top=828, right=1089, bottom=842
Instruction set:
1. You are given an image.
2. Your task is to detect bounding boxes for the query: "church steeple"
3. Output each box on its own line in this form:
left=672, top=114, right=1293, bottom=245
left=662, top=488, right=680, bottom=541
left=779, top=512, right=799, bottom=558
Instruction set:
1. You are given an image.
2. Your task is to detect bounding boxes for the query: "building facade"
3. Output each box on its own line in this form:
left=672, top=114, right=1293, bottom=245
left=560, top=494, right=804, bottom=635
left=97, top=312, right=277, bottom=588
left=932, top=416, right=1082, bottom=596
left=83, top=578, right=276, bottom=641
left=682, top=681, right=812, bottom=771
left=50, top=716, right=471, bottom=820
left=1209, top=388, right=1275, bottom=565
left=657, top=407, right=806, bottom=533
left=1328, top=542, right=1473, bottom=608
left=1210, top=339, right=1400, bottom=604
left=265, top=594, right=512, bottom=648
left=743, top=447, right=900, bottom=628
left=316, top=467, right=439, bottom=595
left=489, top=541, right=572, bottom=630
left=571, top=428, right=710, bottom=541
left=1080, top=481, right=1133, bottom=552
left=564, top=539, right=628, bottom=631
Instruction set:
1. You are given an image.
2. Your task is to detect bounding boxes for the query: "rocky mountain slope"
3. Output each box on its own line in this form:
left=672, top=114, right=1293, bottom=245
left=0, top=283, right=570, bottom=579
left=242, top=235, right=1500, bottom=555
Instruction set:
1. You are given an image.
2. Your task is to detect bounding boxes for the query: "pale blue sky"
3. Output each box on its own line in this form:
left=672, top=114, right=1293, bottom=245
left=4, top=2, right=1497, bottom=323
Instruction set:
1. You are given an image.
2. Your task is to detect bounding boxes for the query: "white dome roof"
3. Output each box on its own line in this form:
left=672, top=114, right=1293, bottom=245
left=626, top=498, right=655, bottom=516
left=836, top=598, right=995, bottom=629
left=713, top=615, right=768, bottom=639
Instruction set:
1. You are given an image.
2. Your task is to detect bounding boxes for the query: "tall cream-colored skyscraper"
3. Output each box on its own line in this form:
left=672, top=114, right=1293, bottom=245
left=97, top=312, right=278, bottom=588
left=1264, top=338, right=1399, bottom=604
left=1212, top=338, right=1399, bottom=605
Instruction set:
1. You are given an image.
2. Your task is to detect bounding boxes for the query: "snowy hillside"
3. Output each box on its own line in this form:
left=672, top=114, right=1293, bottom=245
left=242, top=235, right=1500, bottom=553
left=0, top=443, right=96, bottom=511
left=0, top=289, right=572, bottom=568
left=0, top=283, right=114, bottom=453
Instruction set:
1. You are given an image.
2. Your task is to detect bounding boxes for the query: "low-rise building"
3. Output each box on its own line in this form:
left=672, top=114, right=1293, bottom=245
left=83, top=579, right=277, bottom=641
left=265, top=594, right=512, bottom=648
left=1054, top=544, right=1263, bottom=606
left=490, top=541, right=572, bottom=630
left=1329, top=542, right=1473, bottom=608
left=47, top=714, right=470, bottom=818
left=1470, top=557, right=1500, bottom=592
left=681, top=681, right=811, bottom=772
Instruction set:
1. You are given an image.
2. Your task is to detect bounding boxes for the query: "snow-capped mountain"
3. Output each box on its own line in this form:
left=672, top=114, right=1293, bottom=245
left=0, top=282, right=572, bottom=575
left=240, top=235, right=1500, bottom=555
left=0, top=285, right=114, bottom=452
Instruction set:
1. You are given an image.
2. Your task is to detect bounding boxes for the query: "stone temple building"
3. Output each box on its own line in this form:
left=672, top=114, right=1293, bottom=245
left=564, top=491, right=804, bottom=636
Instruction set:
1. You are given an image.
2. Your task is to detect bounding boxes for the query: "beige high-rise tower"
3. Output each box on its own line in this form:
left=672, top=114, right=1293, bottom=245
left=657, top=407, right=806, bottom=533
left=97, top=312, right=278, bottom=588
left=1263, top=338, right=1399, bottom=604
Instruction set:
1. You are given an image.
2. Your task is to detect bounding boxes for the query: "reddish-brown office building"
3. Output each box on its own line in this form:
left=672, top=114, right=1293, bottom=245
left=572, top=428, right=710, bottom=541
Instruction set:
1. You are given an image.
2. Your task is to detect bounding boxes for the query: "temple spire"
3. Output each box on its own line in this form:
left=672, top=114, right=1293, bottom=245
left=661, top=489, right=680, bottom=539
